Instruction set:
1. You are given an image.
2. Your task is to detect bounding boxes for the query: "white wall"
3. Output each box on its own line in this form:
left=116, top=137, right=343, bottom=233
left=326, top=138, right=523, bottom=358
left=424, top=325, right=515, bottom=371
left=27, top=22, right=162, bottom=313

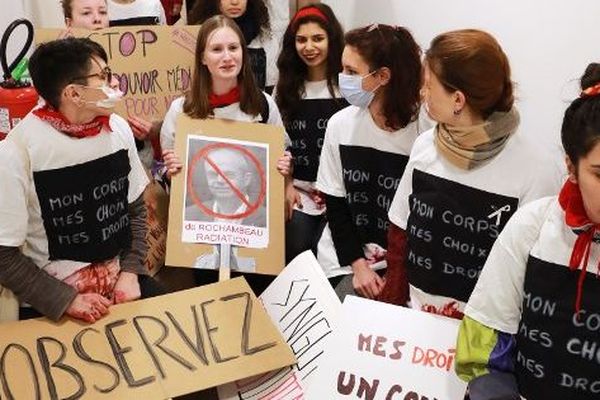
left=324, top=0, right=600, bottom=154
left=0, top=0, right=28, bottom=73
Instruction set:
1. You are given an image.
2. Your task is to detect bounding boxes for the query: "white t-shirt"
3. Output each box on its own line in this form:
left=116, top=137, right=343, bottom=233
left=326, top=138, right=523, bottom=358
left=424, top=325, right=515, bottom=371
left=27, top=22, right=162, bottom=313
left=315, top=105, right=430, bottom=277
left=465, top=197, right=600, bottom=400
left=250, top=0, right=288, bottom=88
left=388, top=127, right=564, bottom=316
left=108, top=0, right=166, bottom=25
left=0, top=113, right=149, bottom=281
left=160, top=93, right=288, bottom=151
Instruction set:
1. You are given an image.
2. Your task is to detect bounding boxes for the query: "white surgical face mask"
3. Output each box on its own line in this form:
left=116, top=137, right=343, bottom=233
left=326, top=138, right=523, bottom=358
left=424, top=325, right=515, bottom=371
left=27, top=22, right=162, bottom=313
left=81, top=83, right=123, bottom=109
left=338, top=70, right=379, bottom=108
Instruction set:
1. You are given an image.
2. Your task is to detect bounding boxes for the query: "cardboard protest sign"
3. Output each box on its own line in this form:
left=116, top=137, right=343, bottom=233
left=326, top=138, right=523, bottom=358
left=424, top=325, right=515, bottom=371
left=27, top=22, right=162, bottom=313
left=143, top=176, right=169, bottom=276
left=309, top=296, right=467, bottom=400
left=218, top=251, right=342, bottom=399
left=0, top=278, right=295, bottom=399
left=166, top=115, right=285, bottom=275
left=35, top=25, right=199, bottom=121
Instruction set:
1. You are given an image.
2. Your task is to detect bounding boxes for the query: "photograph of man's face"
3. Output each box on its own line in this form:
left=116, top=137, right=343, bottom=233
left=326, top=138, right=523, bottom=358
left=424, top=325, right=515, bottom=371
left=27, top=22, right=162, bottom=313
left=204, top=148, right=253, bottom=208
left=184, top=137, right=268, bottom=228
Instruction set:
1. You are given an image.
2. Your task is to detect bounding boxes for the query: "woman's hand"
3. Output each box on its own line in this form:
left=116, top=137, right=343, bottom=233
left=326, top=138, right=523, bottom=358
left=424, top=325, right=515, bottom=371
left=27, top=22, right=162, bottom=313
left=285, top=181, right=302, bottom=221
left=277, top=151, right=293, bottom=177
left=351, top=258, right=385, bottom=299
left=128, top=116, right=161, bottom=141
left=65, top=293, right=111, bottom=323
left=113, top=272, right=141, bottom=304
left=162, top=149, right=183, bottom=179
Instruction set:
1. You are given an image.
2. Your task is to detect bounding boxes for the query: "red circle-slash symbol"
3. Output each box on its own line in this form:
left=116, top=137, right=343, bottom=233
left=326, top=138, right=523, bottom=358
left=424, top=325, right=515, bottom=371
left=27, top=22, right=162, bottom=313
left=186, top=142, right=266, bottom=220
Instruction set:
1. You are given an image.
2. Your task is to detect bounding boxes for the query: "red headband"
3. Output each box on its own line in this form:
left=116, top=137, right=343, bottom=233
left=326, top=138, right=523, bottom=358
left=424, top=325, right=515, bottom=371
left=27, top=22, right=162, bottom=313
left=292, top=7, right=328, bottom=25
left=581, top=82, right=600, bottom=98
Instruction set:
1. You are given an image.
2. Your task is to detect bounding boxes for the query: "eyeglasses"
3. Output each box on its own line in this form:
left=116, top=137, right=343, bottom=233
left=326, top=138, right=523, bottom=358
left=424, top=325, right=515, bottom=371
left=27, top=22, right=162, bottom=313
left=73, top=65, right=113, bottom=84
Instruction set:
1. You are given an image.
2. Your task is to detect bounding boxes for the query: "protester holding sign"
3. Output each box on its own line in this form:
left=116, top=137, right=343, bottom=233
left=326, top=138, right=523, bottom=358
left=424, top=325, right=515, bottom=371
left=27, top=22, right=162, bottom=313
left=188, top=0, right=284, bottom=91
left=315, top=24, right=429, bottom=300
left=380, top=30, right=561, bottom=317
left=0, top=38, right=158, bottom=323
left=274, top=4, right=346, bottom=263
left=160, top=16, right=290, bottom=297
left=160, top=15, right=290, bottom=174
left=455, top=63, right=600, bottom=400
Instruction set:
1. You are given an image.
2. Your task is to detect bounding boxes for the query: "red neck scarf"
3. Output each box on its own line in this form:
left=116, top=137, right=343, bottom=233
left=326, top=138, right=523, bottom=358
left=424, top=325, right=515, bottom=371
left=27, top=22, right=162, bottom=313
left=32, top=104, right=110, bottom=138
left=558, top=179, right=600, bottom=314
left=209, top=86, right=240, bottom=108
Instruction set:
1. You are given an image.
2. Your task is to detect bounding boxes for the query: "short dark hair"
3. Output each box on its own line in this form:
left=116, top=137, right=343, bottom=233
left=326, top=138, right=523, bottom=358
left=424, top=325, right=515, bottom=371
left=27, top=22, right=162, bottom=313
left=275, top=3, right=344, bottom=124
left=345, top=24, right=422, bottom=130
left=29, top=37, right=108, bottom=109
left=562, top=63, right=600, bottom=166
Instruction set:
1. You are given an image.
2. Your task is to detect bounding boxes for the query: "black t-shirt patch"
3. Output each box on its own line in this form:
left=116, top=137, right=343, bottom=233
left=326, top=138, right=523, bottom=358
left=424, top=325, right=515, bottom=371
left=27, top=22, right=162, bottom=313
left=33, top=150, right=132, bottom=262
left=406, top=169, right=518, bottom=301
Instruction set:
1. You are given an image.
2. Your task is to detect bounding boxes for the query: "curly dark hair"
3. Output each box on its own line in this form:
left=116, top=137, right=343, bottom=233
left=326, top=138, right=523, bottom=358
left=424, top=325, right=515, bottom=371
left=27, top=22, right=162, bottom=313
left=275, top=3, right=344, bottom=124
left=345, top=24, right=422, bottom=130
left=188, top=0, right=270, bottom=37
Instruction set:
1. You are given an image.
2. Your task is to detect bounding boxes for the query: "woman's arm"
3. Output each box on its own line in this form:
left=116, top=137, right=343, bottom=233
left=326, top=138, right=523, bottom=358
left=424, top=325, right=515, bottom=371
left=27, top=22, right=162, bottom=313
left=378, top=223, right=409, bottom=305
left=0, top=246, right=77, bottom=320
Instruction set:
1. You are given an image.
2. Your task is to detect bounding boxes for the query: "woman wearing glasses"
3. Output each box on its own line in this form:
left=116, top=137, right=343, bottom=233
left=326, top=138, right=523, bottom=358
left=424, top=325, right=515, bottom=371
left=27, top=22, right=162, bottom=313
left=315, top=24, right=429, bottom=299
left=274, top=4, right=346, bottom=263
left=0, top=38, right=159, bottom=323
left=379, top=29, right=561, bottom=318
left=60, top=0, right=160, bottom=160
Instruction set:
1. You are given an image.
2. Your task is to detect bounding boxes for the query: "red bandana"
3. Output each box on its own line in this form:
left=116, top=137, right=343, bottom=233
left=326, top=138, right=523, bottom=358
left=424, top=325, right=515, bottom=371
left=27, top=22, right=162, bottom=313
left=208, top=86, right=241, bottom=108
left=558, top=179, right=600, bottom=315
left=32, top=104, right=110, bottom=138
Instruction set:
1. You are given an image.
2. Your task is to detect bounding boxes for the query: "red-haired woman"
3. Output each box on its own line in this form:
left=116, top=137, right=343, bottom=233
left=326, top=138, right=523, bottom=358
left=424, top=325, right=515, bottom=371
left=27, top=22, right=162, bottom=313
left=381, top=29, right=562, bottom=317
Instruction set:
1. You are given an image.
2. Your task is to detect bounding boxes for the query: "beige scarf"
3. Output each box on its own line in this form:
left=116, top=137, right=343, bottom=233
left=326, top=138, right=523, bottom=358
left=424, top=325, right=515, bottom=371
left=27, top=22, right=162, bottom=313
left=435, top=107, right=520, bottom=170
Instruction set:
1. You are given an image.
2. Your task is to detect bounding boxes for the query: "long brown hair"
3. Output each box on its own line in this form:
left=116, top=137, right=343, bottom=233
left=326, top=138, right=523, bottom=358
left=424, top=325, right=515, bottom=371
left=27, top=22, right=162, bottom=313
left=425, top=29, right=514, bottom=119
left=275, top=3, right=344, bottom=124
left=345, top=24, right=422, bottom=130
left=183, top=15, right=263, bottom=119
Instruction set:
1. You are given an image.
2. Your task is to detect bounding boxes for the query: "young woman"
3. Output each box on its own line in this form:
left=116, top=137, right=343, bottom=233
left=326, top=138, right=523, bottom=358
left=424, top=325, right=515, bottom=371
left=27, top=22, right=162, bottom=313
left=455, top=63, right=600, bottom=400
left=0, top=38, right=157, bottom=323
left=160, top=14, right=288, bottom=161
left=315, top=24, right=428, bottom=300
left=189, top=0, right=284, bottom=90
left=62, top=0, right=109, bottom=29
left=275, top=3, right=346, bottom=263
left=380, top=30, right=561, bottom=317
left=107, top=0, right=167, bottom=26
left=159, top=15, right=290, bottom=295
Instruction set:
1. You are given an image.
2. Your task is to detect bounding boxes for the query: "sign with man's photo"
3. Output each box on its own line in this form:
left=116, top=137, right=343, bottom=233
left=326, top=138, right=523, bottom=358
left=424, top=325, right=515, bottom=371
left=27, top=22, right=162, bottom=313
left=166, top=115, right=285, bottom=275
left=182, top=136, right=269, bottom=248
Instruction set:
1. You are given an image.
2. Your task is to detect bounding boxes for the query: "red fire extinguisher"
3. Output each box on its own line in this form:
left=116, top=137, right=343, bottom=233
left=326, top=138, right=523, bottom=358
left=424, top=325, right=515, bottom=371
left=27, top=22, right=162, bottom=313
left=0, top=19, right=38, bottom=141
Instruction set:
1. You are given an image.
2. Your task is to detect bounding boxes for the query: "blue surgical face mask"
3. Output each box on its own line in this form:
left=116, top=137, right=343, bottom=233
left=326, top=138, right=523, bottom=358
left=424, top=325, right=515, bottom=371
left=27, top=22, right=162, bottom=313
left=338, top=70, right=379, bottom=108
